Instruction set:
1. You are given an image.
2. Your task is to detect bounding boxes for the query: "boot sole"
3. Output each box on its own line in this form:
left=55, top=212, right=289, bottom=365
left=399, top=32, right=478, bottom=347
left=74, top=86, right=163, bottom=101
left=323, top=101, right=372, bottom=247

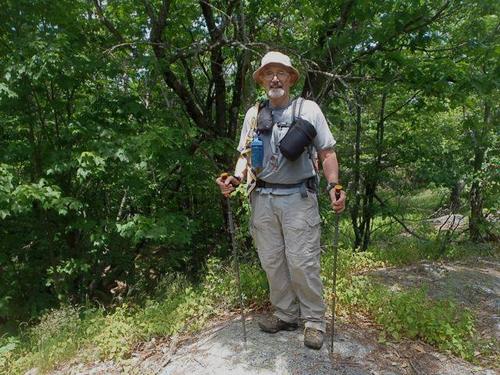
left=304, top=341, right=323, bottom=350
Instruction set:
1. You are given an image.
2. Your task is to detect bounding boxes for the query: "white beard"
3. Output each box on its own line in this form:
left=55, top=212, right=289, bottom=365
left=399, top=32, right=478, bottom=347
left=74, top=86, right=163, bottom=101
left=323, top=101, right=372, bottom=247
left=268, top=88, right=285, bottom=98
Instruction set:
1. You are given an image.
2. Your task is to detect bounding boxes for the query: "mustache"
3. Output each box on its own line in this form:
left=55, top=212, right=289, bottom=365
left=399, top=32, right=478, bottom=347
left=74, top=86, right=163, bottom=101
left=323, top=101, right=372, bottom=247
left=270, top=82, right=283, bottom=88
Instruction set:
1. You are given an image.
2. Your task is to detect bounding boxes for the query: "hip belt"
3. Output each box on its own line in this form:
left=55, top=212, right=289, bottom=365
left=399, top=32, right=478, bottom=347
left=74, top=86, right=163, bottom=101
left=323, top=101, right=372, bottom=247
left=256, top=177, right=317, bottom=197
left=256, top=180, right=304, bottom=189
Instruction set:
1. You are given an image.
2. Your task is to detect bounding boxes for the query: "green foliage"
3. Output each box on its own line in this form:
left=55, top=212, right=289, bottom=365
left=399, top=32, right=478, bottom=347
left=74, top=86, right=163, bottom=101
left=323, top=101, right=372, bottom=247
left=364, top=285, right=476, bottom=360
left=320, top=246, right=481, bottom=360
left=0, top=256, right=268, bottom=374
left=321, top=247, right=386, bottom=315
left=165, top=257, right=268, bottom=333
left=1, top=305, right=95, bottom=374
left=0, top=165, right=82, bottom=218
left=93, top=305, right=142, bottom=359
left=116, top=213, right=193, bottom=246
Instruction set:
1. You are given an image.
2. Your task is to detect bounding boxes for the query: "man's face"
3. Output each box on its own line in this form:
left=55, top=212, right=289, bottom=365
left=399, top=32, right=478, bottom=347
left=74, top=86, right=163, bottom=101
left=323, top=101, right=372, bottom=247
left=260, top=64, right=292, bottom=99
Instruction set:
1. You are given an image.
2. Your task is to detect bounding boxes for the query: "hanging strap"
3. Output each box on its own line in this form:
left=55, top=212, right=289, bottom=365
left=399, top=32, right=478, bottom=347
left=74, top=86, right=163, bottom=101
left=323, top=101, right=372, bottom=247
left=297, top=97, right=320, bottom=193
left=297, top=97, right=305, bottom=118
left=291, top=98, right=298, bottom=124
left=240, top=101, right=262, bottom=196
left=241, top=102, right=262, bottom=156
left=290, top=97, right=304, bottom=125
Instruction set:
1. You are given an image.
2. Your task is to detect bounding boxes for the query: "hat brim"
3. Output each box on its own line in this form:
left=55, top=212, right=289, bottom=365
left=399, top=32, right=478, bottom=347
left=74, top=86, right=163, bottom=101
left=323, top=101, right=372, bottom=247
left=253, top=63, right=300, bottom=86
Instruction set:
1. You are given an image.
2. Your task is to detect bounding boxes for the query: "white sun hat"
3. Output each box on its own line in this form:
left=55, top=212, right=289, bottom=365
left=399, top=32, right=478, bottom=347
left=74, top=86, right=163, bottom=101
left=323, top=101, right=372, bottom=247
left=253, top=51, right=300, bottom=85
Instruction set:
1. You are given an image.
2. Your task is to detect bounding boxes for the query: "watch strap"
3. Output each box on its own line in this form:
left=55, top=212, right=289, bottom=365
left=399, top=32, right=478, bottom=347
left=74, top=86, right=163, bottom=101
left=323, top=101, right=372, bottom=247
left=326, top=182, right=339, bottom=192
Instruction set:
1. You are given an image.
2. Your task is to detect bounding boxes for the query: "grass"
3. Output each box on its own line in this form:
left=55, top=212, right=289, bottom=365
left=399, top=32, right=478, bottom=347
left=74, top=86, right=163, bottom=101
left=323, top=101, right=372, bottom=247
left=0, top=260, right=269, bottom=374
left=400, top=187, right=450, bottom=212
left=362, top=283, right=476, bottom=359
left=319, top=243, right=497, bottom=362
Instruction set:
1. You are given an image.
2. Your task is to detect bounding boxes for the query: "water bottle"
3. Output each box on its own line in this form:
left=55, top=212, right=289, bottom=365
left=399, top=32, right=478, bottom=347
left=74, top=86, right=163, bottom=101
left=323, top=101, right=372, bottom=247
left=251, top=136, right=264, bottom=172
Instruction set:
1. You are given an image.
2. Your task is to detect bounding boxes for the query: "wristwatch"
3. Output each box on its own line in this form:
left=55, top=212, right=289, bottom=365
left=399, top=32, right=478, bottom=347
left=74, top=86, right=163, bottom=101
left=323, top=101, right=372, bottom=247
left=326, top=182, right=340, bottom=193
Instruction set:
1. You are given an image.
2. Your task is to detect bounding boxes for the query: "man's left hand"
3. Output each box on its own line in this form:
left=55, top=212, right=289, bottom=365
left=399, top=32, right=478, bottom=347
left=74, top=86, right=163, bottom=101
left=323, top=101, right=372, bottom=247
left=330, top=189, right=346, bottom=213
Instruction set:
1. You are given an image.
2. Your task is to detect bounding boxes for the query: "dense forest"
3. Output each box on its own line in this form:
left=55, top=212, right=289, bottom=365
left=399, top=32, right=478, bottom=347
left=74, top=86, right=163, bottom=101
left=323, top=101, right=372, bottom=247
left=0, top=0, right=498, bottom=371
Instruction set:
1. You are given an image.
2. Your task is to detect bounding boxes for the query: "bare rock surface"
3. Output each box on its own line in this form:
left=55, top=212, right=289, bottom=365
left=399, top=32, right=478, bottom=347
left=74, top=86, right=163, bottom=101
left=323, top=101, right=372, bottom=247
left=429, top=214, right=468, bottom=231
left=159, top=314, right=496, bottom=375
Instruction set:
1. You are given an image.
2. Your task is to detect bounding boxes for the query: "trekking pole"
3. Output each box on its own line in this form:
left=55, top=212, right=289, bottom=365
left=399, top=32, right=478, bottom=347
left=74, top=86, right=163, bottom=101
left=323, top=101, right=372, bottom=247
left=220, top=173, right=247, bottom=344
left=330, top=185, right=343, bottom=354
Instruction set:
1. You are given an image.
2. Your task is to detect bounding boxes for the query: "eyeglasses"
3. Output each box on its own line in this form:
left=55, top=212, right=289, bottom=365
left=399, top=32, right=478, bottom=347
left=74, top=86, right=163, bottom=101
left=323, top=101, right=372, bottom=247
left=262, top=70, right=290, bottom=81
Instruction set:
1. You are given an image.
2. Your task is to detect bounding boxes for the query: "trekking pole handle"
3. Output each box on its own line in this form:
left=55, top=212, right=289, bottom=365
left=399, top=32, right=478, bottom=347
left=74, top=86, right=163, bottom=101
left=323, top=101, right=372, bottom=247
left=220, top=173, right=238, bottom=198
left=334, top=185, right=343, bottom=201
left=220, top=172, right=241, bottom=187
left=220, top=172, right=232, bottom=184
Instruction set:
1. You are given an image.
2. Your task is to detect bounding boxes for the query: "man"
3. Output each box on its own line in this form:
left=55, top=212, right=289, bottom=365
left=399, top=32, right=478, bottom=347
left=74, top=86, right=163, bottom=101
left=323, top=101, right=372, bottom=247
left=216, top=51, right=346, bottom=350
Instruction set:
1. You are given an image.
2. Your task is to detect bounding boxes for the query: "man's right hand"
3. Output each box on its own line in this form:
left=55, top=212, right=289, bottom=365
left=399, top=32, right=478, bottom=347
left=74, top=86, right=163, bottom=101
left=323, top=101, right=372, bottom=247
left=216, top=174, right=241, bottom=197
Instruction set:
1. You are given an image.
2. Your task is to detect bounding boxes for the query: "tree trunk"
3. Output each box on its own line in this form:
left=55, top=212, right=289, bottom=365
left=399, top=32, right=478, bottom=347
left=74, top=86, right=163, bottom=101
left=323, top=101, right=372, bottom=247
left=350, top=94, right=363, bottom=249
left=469, top=179, right=484, bottom=242
left=449, top=179, right=464, bottom=213
left=469, top=102, right=490, bottom=242
left=361, top=181, right=375, bottom=251
left=359, top=92, right=387, bottom=251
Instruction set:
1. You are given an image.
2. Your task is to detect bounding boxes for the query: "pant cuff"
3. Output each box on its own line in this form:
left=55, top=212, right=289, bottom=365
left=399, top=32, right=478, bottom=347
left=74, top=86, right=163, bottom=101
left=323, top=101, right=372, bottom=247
left=304, top=320, right=326, bottom=332
left=274, top=311, right=298, bottom=324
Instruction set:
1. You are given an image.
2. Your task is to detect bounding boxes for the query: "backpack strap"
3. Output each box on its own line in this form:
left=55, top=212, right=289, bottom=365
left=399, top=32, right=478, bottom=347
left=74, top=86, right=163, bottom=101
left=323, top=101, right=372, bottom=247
left=291, top=98, right=298, bottom=124
left=297, top=97, right=305, bottom=118
left=290, top=97, right=305, bottom=125
left=240, top=101, right=262, bottom=195
left=241, top=101, right=261, bottom=157
left=298, top=97, right=320, bottom=192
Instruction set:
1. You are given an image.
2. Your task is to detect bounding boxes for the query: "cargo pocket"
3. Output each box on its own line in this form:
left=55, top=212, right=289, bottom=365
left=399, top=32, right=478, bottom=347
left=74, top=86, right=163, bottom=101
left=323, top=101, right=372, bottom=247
left=306, top=211, right=321, bottom=228
left=284, top=199, right=321, bottom=257
left=252, top=206, right=273, bottom=231
left=250, top=194, right=280, bottom=252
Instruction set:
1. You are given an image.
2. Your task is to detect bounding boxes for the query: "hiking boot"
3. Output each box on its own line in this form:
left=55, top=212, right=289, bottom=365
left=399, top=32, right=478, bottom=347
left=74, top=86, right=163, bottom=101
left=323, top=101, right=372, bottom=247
left=258, top=315, right=298, bottom=333
left=304, top=327, right=324, bottom=350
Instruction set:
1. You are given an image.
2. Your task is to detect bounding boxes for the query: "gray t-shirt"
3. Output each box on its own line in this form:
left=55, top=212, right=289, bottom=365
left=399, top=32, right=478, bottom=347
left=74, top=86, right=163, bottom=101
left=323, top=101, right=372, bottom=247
left=237, top=98, right=336, bottom=193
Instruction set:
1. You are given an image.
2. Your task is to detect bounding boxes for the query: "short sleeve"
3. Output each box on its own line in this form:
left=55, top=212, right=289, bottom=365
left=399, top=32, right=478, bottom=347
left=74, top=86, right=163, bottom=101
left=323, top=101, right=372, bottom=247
left=237, top=106, right=258, bottom=153
left=303, top=101, right=336, bottom=151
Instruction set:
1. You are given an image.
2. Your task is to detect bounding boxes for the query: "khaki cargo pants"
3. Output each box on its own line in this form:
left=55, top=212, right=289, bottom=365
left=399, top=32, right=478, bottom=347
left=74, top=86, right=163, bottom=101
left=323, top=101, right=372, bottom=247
left=250, top=190, right=326, bottom=332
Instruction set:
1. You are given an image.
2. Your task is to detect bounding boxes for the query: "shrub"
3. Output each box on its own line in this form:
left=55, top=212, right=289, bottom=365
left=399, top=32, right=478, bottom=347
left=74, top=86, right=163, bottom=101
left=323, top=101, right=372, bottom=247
left=354, top=283, right=476, bottom=360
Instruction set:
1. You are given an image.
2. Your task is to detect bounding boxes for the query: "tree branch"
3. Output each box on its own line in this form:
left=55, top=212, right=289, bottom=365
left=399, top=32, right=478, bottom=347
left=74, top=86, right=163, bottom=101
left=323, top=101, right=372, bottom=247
left=374, top=193, right=429, bottom=241
left=93, top=0, right=135, bottom=55
left=180, top=57, right=204, bottom=109
left=145, top=0, right=210, bottom=131
left=341, top=1, right=452, bottom=71
left=229, top=0, right=251, bottom=141
left=199, top=0, right=234, bottom=136
left=382, top=90, right=421, bottom=122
